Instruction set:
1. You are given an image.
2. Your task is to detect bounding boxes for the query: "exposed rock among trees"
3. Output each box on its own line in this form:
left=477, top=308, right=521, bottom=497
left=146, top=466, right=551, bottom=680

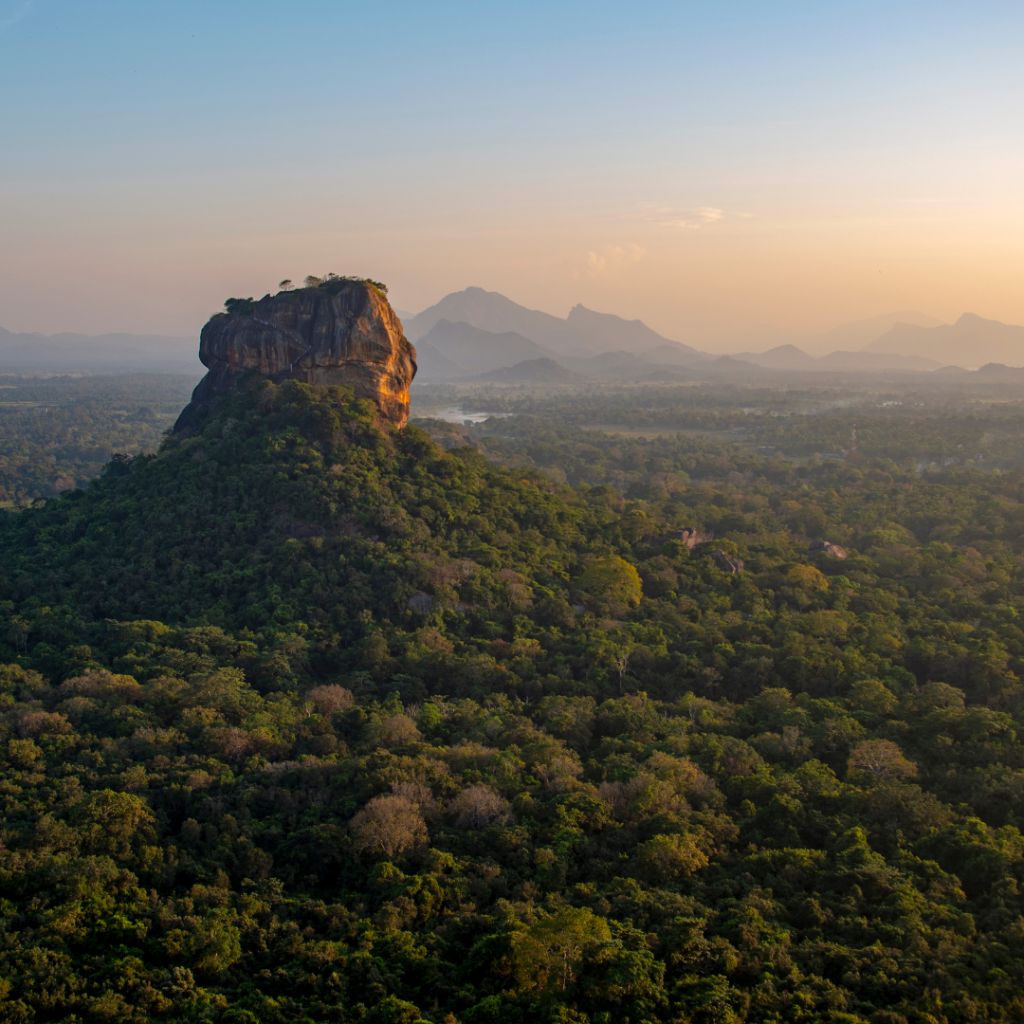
left=663, top=526, right=708, bottom=548
left=809, top=539, right=848, bottom=559
left=712, top=549, right=744, bottom=573
left=174, top=279, right=416, bottom=432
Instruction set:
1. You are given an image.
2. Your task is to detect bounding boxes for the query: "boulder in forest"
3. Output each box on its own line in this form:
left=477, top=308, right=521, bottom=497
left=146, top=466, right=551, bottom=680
left=664, top=526, right=707, bottom=548
left=174, top=280, right=417, bottom=433
left=712, top=549, right=744, bottom=574
left=809, top=539, right=848, bottom=559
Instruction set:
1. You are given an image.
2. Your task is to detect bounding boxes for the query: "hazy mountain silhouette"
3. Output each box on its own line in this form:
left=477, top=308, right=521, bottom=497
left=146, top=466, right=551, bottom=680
left=479, top=357, right=583, bottom=383
left=731, top=344, right=818, bottom=370
left=867, top=313, right=1024, bottom=367
left=559, top=350, right=693, bottom=382
left=0, top=327, right=201, bottom=373
left=410, top=338, right=467, bottom=382
left=640, top=343, right=706, bottom=366
left=731, top=343, right=939, bottom=373
left=563, top=303, right=704, bottom=358
left=823, top=310, right=943, bottom=349
left=731, top=310, right=942, bottom=357
left=975, top=362, right=1024, bottom=379
left=417, top=319, right=553, bottom=375
left=728, top=323, right=805, bottom=353
left=403, top=287, right=696, bottom=358
left=401, top=291, right=956, bottom=374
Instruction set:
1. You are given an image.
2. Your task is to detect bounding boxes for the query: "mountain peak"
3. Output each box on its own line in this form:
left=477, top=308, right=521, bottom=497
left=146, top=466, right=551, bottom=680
left=567, top=302, right=642, bottom=326
left=764, top=344, right=811, bottom=356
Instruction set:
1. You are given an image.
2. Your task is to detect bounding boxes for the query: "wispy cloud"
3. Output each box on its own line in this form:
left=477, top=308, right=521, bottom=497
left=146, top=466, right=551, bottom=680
left=0, top=1, right=33, bottom=34
left=586, top=243, right=646, bottom=276
left=647, top=206, right=725, bottom=229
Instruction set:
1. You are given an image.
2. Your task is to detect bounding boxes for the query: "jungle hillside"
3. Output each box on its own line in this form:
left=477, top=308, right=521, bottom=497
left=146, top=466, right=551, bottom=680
left=1, top=372, right=1024, bottom=1023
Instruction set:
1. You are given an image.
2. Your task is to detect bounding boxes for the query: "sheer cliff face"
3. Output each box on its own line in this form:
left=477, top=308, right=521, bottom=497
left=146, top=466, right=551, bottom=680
left=174, top=283, right=417, bottom=432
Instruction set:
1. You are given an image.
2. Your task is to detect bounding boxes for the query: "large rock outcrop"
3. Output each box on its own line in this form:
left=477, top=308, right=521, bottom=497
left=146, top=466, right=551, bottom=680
left=174, top=281, right=416, bottom=432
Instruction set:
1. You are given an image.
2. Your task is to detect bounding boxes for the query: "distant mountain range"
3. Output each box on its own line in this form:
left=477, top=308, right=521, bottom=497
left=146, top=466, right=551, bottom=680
left=865, top=313, right=1024, bottom=367
left=730, top=311, right=945, bottom=357
left=731, top=344, right=941, bottom=373
left=412, top=321, right=704, bottom=383
left=0, top=327, right=201, bottom=373
left=401, top=290, right=1024, bottom=381
left=479, top=358, right=583, bottom=384
left=402, top=290, right=964, bottom=382
left=414, top=320, right=550, bottom=380
left=402, top=287, right=702, bottom=360
left=6, top=295, right=1023, bottom=382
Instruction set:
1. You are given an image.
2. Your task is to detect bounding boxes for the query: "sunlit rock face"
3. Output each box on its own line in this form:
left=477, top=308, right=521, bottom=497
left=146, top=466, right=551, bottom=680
left=809, top=539, right=848, bottom=559
left=174, top=282, right=417, bottom=432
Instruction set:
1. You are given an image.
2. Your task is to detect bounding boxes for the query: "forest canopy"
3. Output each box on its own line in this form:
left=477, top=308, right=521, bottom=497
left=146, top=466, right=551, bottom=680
left=1, top=375, right=1024, bottom=1022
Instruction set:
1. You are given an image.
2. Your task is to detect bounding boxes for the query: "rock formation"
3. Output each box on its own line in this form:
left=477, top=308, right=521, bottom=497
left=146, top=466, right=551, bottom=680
left=664, top=526, right=708, bottom=549
left=712, top=549, right=744, bottom=574
left=174, top=281, right=416, bottom=433
left=809, top=539, right=848, bottom=559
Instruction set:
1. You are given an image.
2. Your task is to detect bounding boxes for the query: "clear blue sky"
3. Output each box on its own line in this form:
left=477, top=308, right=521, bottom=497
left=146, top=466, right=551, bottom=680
left=2, top=0, right=1023, bottom=343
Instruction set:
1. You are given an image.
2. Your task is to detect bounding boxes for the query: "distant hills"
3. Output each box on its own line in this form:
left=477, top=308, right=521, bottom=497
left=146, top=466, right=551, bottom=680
left=822, top=310, right=946, bottom=350
left=560, top=350, right=693, bottom=382
left=6, top=293, right=1024, bottom=382
left=731, top=311, right=944, bottom=357
left=411, top=318, right=702, bottom=383
left=733, top=312, right=1024, bottom=371
left=401, top=290, right=975, bottom=382
left=866, top=313, right=1024, bottom=367
left=974, top=363, right=1024, bottom=379
left=732, top=345, right=941, bottom=373
left=399, top=290, right=1024, bottom=383
left=415, top=320, right=550, bottom=379
left=730, top=344, right=817, bottom=371
left=0, top=327, right=201, bottom=373
left=561, top=303, right=703, bottom=358
left=402, top=287, right=702, bottom=360
left=479, top=358, right=583, bottom=383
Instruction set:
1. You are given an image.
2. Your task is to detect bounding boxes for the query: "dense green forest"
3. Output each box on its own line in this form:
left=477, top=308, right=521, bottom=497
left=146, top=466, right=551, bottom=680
left=0, top=374, right=198, bottom=506
left=414, top=379, right=1024, bottom=469
left=2, top=377, right=1024, bottom=1022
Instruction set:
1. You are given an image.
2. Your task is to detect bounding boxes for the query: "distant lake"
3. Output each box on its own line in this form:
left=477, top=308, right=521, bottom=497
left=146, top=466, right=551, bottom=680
left=421, top=407, right=511, bottom=424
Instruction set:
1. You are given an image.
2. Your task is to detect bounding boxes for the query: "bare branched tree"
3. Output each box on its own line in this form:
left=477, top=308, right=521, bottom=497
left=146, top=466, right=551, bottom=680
left=848, top=739, right=917, bottom=781
left=350, top=795, right=427, bottom=859
left=307, top=685, right=354, bottom=717
left=447, top=785, right=511, bottom=829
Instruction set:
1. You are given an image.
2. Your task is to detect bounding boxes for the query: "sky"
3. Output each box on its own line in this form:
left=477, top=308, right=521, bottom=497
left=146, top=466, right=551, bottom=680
left=1, top=0, right=1023, bottom=350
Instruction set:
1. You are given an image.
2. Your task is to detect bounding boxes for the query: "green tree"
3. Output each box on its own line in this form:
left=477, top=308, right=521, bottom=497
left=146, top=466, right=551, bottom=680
left=512, top=908, right=612, bottom=993
left=577, top=557, right=642, bottom=609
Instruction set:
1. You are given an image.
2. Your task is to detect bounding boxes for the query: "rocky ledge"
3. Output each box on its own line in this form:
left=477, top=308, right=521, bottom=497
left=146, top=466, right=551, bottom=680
left=174, top=280, right=417, bottom=432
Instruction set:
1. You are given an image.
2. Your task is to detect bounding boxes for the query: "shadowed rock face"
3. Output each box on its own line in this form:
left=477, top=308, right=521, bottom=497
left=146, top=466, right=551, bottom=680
left=712, top=549, right=744, bottom=574
left=174, top=282, right=417, bottom=432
